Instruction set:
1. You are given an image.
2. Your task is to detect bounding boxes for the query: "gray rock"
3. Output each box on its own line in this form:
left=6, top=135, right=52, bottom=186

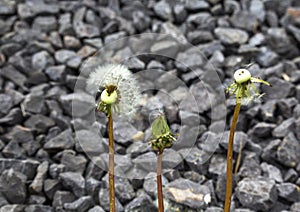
left=262, top=77, right=294, bottom=100
left=126, top=141, right=150, bottom=158
left=0, top=65, right=27, bottom=89
left=260, top=100, right=277, bottom=122
left=0, top=94, right=13, bottom=115
left=113, top=120, right=139, bottom=145
left=61, top=153, right=87, bottom=174
left=132, top=11, right=151, bottom=32
left=24, top=114, right=55, bottom=133
left=277, top=98, right=298, bottom=118
left=125, top=192, right=156, bottom=212
left=249, top=33, right=266, bottom=46
left=256, top=47, right=279, bottom=67
left=0, top=205, right=25, bottom=212
left=161, top=149, right=183, bottom=170
left=44, top=179, right=62, bottom=200
left=88, top=205, right=105, bottom=212
left=23, top=94, right=46, bottom=114
left=52, top=190, right=76, bottom=207
left=29, top=161, right=49, bottom=193
left=24, top=205, right=53, bottom=212
left=77, top=45, right=97, bottom=58
left=99, top=188, right=124, bottom=211
left=0, top=19, right=9, bottom=36
left=59, top=13, right=73, bottom=34
left=0, top=0, right=16, bottom=15
left=276, top=133, right=300, bottom=168
left=115, top=176, right=135, bottom=204
left=174, top=4, right=187, bottom=23
left=28, top=195, right=46, bottom=205
left=73, top=21, right=100, bottom=38
left=64, top=196, right=94, bottom=211
left=150, top=40, right=179, bottom=58
left=277, top=183, right=300, bottom=202
left=32, top=16, right=57, bottom=33
left=215, top=173, right=227, bottom=201
left=0, top=108, right=23, bottom=125
left=219, top=131, right=248, bottom=153
left=54, top=50, right=77, bottom=64
left=59, top=92, right=95, bottom=117
left=32, top=51, right=54, bottom=71
left=208, top=154, right=227, bottom=176
left=236, top=177, right=277, bottom=211
left=272, top=118, right=295, bottom=138
left=183, top=171, right=205, bottom=183
left=164, top=178, right=211, bottom=209
left=85, top=157, right=106, bottom=180
left=187, top=30, right=214, bottom=45
left=252, top=122, right=276, bottom=137
left=59, top=172, right=85, bottom=197
left=63, top=35, right=81, bottom=49
left=175, top=49, right=204, bottom=72
left=239, top=152, right=262, bottom=178
left=185, top=0, right=210, bottom=11
left=178, top=148, right=209, bottom=174
left=250, top=0, right=265, bottom=22
left=143, top=172, right=168, bottom=198
left=153, top=1, right=172, bottom=21
left=261, top=162, right=283, bottom=183
left=2, top=140, right=23, bottom=158
left=66, top=56, right=82, bottom=69
left=49, top=163, right=65, bottom=179
left=132, top=152, right=156, bottom=172
left=44, top=130, right=74, bottom=152
left=214, top=27, right=248, bottom=45
left=45, top=65, right=66, bottom=81
left=0, top=169, right=27, bottom=204
left=125, top=165, right=147, bottom=188
left=287, top=25, right=300, bottom=45
left=291, top=202, right=300, bottom=212
left=230, top=11, right=259, bottom=32
left=284, top=168, right=298, bottom=183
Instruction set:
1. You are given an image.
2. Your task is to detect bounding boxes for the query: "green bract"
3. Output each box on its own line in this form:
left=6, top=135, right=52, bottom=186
left=226, top=68, right=271, bottom=104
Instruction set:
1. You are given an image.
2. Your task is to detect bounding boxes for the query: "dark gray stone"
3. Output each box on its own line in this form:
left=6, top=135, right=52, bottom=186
left=260, top=100, right=277, bottom=122
left=99, top=188, right=124, bottom=211
left=58, top=13, right=73, bottom=34
left=250, top=0, right=265, bottom=22
left=24, top=114, right=55, bottom=133
left=32, top=51, right=54, bottom=71
left=0, top=205, right=25, bottom=212
left=287, top=25, right=300, bottom=45
left=61, top=153, right=87, bottom=174
left=29, top=161, right=49, bottom=193
left=277, top=183, right=300, bottom=202
left=132, top=152, right=157, bottom=173
left=32, top=16, right=57, bottom=33
left=277, top=98, right=298, bottom=118
left=262, top=77, right=294, bottom=100
left=59, top=172, right=85, bottom=197
left=183, top=171, right=205, bottom=183
left=214, top=27, right=248, bottom=45
left=23, top=94, right=46, bottom=114
left=2, top=140, right=23, bottom=158
left=291, top=202, right=300, bottom=212
left=44, top=179, right=62, bottom=200
left=125, top=192, right=156, bottom=212
left=215, top=173, right=227, bottom=201
left=59, top=92, right=95, bottom=117
left=153, top=1, right=172, bottom=21
left=64, top=196, right=94, bottom=211
left=185, top=0, right=210, bottom=11
left=276, top=133, right=300, bottom=168
left=54, top=50, right=77, bottom=64
left=88, top=205, right=105, bottom=212
left=187, top=30, right=214, bottom=45
left=73, top=21, right=100, bottom=38
left=252, top=122, right=276, bottom=137
left=178, top=148, right=209, bottom=174
left=256, top=47, right=279, bottom=67
left=230, top=11, right=259, bottom=32
left=85, top=157, right=106, bottom=181
left=113, top=120, right=139, bottom=146
left=132, top=11, right=151, bottom=32
left=52, top=190, right=76, bottom=207
left=0, top=94, right=13, bottom=115
left=0, top=108, right=23, bottom=125
left=261, top=162, right=283, bottom=183
left=44, top=130, right=74, bottom=152
left=208, top=154, right=227, bottom=176
left=28, top=195, right=46, bottom=204
left=49, top=163, right=65, bottom=179
left=164, top=178, right=211, bottom=209
left=239, top=152, right=262, bottom=178
left=114, top=176, right=135, bottom=204
left=45, top=65, right=66, bottom=81
left=273, top=118, right=295, bottom=138
left=24, top=205, right=53, bottom=212
left=219, top=131, right=248, bottom=153
left=236, top=177, right=277, bottom=211
left=0, top=65, right=27, bottom=89
left=126, top=141, right=150, bottom=158
left=125, top=165, right=147, bottom=189
left=143, top=172, right=168, bottom=198
left=150, top=40, right=179, bottom=58
left=175, top=50, right=204, bottom=72
left=0, top=169, right=27, bottom=204
left=0, top=0, right=16, bottom=15
left=174, top=4, right=187, bottom=23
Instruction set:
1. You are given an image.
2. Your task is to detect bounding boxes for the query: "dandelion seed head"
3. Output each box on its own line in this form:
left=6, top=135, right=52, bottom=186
left=87, top=64, right=140, bottom=118
left=234, top=68, right=251, bottom=84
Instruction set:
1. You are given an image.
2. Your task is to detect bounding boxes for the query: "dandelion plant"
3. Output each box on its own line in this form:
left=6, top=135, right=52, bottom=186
left=150, top=113, right=176, bottom=212
left=224, top=68, right=271, bottom=212
left=87, top=64, right=140, bottom=212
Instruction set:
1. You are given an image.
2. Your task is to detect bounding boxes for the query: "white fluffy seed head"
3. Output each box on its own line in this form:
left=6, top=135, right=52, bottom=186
left=87, top=64, right=140, bottom=118
left=234, top=68, right=251, bottom=84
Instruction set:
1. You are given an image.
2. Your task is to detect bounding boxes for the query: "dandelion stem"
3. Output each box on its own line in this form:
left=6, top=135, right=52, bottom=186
left=157, top=150, right=164, bottom=212
left=108, top=112, right=115, bottom=212
left=224, top=102, right=241, bottom=212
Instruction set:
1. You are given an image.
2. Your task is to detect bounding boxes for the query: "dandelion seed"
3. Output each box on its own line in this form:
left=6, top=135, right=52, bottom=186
left=86, top=64, right=140, bottom=118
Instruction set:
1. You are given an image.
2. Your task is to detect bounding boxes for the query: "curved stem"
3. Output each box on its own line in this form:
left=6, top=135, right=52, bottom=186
left=157, top=150, right=164, bottom=212
left=224, top=103, right=241, bottom=212
left=108, top=114, right=115, bottom=212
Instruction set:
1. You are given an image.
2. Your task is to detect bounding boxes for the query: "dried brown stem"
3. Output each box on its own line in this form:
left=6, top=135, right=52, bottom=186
left=157, top=150, right=164, bottom=212
left=224, top=103, right=241, bottom=212
left=108, top=114, right=115, bottom=212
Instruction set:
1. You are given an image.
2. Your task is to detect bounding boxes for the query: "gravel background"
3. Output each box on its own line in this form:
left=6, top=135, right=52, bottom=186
left=0, top=0, right=300, bottom=211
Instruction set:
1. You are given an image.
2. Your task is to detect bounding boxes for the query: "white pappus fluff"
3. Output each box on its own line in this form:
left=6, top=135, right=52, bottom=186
left=87, top=64, right=140, bottom=118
